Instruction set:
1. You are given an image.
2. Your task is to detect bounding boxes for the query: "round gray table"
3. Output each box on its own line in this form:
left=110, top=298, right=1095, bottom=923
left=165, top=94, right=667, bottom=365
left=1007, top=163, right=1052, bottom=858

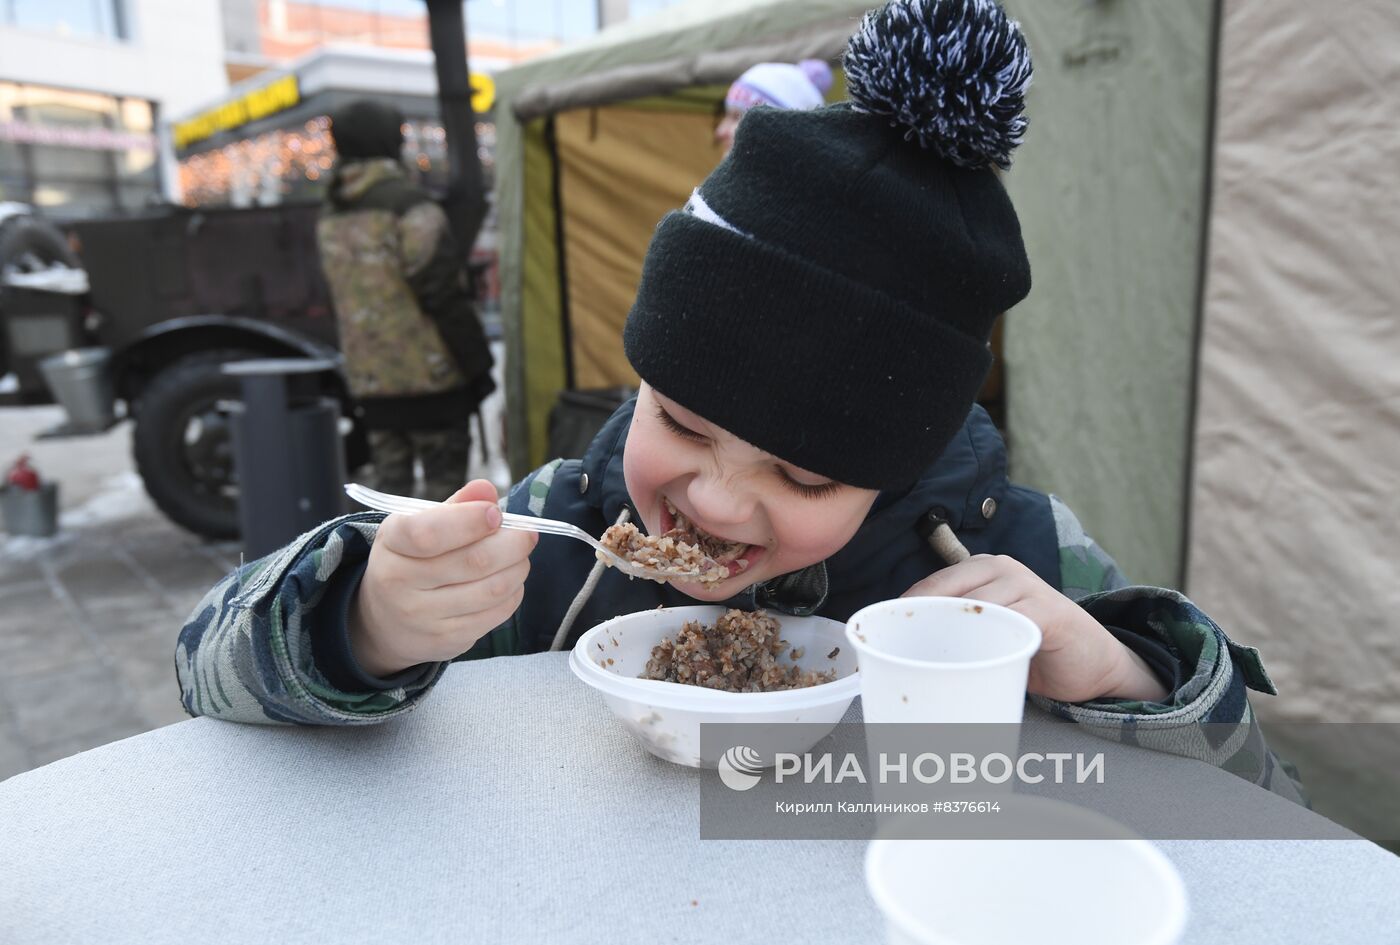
left=2, top=653, right=1397, bottom=943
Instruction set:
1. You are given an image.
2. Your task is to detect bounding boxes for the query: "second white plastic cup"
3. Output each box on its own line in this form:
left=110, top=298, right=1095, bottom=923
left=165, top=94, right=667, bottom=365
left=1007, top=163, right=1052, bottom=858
left=845, top=597, right=1041, bottom=724
left=865, top=797, right=1189, bottom=945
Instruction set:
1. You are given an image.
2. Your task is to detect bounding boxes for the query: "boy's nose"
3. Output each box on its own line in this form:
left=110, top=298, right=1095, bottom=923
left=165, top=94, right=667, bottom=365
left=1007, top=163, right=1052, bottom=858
left=686, top=474, right=757, bottom=533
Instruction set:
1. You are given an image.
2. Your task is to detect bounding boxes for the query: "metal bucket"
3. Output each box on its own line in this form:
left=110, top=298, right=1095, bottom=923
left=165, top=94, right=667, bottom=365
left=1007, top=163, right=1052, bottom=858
left=38, top=347, right=115, bottom=431
left=0, top=482, right=59, bottom=537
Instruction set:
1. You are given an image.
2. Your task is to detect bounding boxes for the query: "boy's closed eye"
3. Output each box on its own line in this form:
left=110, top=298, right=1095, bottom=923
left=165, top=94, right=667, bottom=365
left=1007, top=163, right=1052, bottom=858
left=652, top=403, right=844, bottom=500
left=653, top=402, right=707, bottom=443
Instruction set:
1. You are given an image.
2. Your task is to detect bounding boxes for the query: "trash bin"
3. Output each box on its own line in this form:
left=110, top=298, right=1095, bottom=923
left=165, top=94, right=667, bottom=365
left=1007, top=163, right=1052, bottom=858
left=221, top=358, right=347, bottom=559
left=37, top=347, right=115, bottom=431
left=0, top=482, right=59, bottom=537
left=547, top=387, right=637, bottom=461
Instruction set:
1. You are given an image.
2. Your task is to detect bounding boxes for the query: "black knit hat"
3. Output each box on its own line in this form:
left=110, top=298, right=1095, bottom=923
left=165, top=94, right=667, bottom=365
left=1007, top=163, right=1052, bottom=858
left=623, top=0, right=1033, bottom=491
left=328, top=99, right=405, bottom=160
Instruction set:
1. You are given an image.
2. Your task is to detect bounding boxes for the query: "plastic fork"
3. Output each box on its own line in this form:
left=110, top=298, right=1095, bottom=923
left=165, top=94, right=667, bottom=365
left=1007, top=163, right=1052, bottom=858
left=343, top=482, right=704, bottom=581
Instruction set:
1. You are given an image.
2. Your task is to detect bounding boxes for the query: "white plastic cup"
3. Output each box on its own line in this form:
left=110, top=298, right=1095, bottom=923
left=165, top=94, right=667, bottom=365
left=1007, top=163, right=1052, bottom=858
left=865, top=797, right=1189, bottom=945
left=845, top=597, right=1041, bottom=724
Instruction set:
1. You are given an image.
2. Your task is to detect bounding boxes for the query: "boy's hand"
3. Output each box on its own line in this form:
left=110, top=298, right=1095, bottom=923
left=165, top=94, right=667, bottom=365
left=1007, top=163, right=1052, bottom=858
left=349, top=479, right=538, bottom=678
left=902, top=555, right=1169, bottom=704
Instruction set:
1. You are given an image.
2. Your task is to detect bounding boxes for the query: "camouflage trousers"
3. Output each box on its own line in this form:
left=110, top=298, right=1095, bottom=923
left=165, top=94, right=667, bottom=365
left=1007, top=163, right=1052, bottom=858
left=367, top=428, right=470, bottom=501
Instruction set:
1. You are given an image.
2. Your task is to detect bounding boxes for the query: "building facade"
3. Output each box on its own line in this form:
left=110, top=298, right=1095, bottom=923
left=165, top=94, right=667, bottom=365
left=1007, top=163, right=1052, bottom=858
left=0, top=0, right=228, bottom=218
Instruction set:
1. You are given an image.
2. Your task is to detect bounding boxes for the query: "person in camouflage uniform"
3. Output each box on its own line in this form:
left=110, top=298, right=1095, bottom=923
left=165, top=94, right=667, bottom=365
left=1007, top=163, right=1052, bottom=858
left=319, top=99, right=493, bottom=500
left=174, top=0, right=1306, bottom=810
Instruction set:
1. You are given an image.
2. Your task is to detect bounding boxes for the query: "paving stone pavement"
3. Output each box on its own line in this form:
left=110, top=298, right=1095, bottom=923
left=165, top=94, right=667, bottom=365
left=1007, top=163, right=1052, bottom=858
left=0, top=408, right=243, bottom=781
left=1, top=350, right=510, bottom=782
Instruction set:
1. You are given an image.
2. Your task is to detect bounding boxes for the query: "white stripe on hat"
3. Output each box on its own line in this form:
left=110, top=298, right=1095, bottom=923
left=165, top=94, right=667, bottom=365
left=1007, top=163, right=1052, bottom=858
left=684, top=189, right=748, bottom=237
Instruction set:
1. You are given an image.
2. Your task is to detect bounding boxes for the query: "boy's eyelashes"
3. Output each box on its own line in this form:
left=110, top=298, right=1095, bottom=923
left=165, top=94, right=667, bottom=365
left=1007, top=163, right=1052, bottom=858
left=652, top=403, right=843, bottom=501
left=654, top=404, right=706, bottom=442
left=773, top=473, right=844, bottom=500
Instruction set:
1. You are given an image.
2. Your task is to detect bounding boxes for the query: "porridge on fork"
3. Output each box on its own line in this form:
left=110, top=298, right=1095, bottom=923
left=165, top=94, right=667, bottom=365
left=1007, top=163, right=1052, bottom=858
left=599, top=497, right=751, bottom=585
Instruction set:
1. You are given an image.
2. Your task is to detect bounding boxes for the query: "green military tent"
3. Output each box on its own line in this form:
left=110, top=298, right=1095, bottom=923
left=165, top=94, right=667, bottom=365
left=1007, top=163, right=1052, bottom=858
left=491, top=0, right=1212, bottom=589
left=490, top=0, right=1399, bottom=846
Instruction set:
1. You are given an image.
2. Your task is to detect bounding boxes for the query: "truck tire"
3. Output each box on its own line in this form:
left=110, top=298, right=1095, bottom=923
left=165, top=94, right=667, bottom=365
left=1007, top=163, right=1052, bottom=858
left=132, top=349, right=257, bottom=539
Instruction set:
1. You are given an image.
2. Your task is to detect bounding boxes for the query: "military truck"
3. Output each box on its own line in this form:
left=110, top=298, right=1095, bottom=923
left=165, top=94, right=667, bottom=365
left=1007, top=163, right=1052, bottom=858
left=0, top=201, right=371, bottom=538
left=0, top=0, right=494, bottom=540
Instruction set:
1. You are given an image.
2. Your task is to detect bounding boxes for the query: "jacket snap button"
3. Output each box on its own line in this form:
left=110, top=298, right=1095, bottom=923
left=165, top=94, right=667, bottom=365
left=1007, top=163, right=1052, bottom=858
left=579, top=473, right=590, bottom=495
left=981, top=497, right=997, bottom=520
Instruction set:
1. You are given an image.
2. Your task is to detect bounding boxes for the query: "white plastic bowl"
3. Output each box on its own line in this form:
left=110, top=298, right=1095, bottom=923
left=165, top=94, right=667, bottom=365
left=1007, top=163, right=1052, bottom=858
left=569, top=605, right=860, bottom=767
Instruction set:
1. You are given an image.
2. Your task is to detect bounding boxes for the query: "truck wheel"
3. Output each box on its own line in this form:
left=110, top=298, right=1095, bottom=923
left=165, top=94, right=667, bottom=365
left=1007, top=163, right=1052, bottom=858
left=132, top=349, right=256, bottom=539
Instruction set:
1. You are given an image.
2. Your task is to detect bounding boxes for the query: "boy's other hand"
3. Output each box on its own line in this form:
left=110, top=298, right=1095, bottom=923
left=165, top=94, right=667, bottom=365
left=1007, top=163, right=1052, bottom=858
left=349, top=479, right=538, bottom=678
left=902, top=555, right=1169, bottom=705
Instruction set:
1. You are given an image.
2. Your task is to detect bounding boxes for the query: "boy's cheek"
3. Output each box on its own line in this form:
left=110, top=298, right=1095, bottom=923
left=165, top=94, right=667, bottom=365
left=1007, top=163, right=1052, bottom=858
left=769, top=515, right=864, bottom=568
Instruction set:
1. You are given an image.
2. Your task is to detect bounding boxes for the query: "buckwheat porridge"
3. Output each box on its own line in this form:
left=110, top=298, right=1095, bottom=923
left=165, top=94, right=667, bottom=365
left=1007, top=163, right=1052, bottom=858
left=640, top=609, right=837, bottom=692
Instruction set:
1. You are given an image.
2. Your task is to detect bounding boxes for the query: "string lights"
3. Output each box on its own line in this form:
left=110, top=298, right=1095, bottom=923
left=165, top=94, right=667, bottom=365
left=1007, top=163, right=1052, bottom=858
left=177, top=116, right=494, bottom=206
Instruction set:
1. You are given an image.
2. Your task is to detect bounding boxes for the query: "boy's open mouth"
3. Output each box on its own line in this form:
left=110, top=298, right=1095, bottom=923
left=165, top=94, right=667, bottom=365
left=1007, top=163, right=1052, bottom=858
left=660, top=496, right=762, bottom=579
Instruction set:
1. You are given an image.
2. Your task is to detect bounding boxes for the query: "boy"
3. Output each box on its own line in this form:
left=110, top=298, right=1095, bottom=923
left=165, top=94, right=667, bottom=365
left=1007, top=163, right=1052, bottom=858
left=177, top=0, right=1302, bottom=804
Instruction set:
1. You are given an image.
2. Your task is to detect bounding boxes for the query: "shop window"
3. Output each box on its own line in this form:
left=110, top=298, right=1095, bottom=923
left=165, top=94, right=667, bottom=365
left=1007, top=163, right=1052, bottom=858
left=0, top=81, right=158, bottom=217
left=0, top=176, right=32, bottom=204
left=28, top=145, right=111, bottom=179
left=32, top=180, right=119, bottom=217
left=0, top=139, right=22, bottom=176
left=175, top=116, right=489, bottom=209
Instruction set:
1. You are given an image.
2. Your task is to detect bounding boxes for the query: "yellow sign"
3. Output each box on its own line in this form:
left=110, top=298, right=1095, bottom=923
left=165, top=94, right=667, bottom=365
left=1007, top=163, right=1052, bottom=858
left=173, top=74, right=301, bottom=150
left=173, top=71, right=495, bottom=152
left=470, top=72, right=496, bottom=114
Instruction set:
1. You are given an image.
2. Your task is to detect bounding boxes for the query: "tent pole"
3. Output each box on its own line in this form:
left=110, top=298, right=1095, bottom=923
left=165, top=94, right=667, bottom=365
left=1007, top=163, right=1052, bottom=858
left=545, top=116, right=576, bottom=390
left=1178, top=0, right=1226, bottom=593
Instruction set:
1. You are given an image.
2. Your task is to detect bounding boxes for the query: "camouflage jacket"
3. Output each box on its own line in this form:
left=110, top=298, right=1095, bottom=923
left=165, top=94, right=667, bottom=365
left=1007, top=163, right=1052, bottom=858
left=176, top=403, right=1306, bottom=806
left=317, top=158, right=492, bottom=402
